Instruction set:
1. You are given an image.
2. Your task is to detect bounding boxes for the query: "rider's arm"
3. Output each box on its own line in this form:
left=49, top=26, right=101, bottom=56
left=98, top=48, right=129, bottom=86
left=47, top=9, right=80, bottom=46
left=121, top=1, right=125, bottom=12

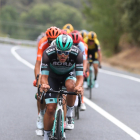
left=75, top=51, right=83, bottom=87
left=34, top=60, right=41, bottom=79
left=98, top=50, right=102, bottom=64
left=95, top=39, right=102, bottom=64
left=34, top=36, right=49, bottom=79
left=40, top=50, right=50, bottom=85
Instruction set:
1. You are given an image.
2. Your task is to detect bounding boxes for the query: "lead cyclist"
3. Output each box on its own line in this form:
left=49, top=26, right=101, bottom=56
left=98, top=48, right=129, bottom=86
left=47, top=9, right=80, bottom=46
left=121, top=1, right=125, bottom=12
left=40, top=34, right=83, bottom=140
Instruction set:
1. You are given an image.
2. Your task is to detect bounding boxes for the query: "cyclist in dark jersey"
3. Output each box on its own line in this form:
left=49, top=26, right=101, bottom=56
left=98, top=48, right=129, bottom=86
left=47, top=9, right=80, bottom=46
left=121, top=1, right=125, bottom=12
left=40, top=34, right=83, bottom=140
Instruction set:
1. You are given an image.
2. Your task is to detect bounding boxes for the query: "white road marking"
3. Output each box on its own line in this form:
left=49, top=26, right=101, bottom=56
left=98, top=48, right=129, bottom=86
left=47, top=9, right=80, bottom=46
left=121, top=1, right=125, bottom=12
left=11, top=46, right=34, bottom=69
left=100, top=69, right=140, bottom=83
left=84, top=97, right=140, bottom=140
left=11, top=46, right=140, bottom=140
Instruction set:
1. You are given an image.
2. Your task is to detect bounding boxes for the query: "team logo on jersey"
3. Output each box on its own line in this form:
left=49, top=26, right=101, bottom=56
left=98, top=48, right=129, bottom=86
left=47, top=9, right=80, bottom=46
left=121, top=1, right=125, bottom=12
left=71, top=48, right=78, bottom=53
left=52, top=61, right=73, bottom=66
left=76, top=64, right=83, bottom=66
left=46, top=48, right=55, bottom=53
left=49, top=93, right=51, bottom=97
left=42, top=63, right=48, bottom=66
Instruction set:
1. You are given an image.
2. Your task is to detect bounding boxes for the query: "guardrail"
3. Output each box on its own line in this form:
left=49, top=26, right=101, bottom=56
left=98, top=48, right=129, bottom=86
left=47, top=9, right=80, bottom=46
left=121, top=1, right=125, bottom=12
left=0, top=37, right=37, bottom=46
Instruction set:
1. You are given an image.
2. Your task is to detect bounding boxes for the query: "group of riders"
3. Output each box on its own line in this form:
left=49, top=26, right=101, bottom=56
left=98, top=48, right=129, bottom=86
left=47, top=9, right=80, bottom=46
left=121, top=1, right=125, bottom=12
left=33, top=23, right=102, bottom=140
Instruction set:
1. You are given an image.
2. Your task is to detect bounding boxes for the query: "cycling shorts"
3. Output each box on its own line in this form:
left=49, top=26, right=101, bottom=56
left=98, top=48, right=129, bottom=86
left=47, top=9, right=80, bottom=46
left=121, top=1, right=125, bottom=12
left=88, top=49, right=98, bottom=63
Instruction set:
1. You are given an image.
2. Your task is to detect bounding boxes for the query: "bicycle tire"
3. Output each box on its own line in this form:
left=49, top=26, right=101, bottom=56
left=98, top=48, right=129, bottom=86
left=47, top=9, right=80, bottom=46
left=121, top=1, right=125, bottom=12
left=77, top=106, right=79, bottom=119
left=89, top=68, right=92, bottom=99
left=75, top=106, right=79, bottom=120
left=56, top=109, right=62, bottom=140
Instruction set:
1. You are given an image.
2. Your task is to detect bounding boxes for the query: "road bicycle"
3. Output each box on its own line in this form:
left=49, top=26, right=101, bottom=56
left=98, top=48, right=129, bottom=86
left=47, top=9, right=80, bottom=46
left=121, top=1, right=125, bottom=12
left=39, top=84, right=77, bottom=140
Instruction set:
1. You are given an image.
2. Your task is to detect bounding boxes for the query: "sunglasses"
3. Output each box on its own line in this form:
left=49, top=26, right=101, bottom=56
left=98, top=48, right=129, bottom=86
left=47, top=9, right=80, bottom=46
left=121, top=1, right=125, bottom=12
left=56, top=49, right=70, bottom=55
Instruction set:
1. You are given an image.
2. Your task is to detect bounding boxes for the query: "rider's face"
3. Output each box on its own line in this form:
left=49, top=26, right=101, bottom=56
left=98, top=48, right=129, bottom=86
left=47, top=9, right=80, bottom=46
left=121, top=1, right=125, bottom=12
left=48, top=38, right=55, bottom=44
left=88, top=40, right=94, bottom=45
left=57, top=53, right=69, bottom=63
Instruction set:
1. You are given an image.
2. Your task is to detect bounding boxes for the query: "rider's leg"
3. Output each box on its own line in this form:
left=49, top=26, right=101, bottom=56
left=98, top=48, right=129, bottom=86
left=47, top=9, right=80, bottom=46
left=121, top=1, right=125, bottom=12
left=93, top=62, right=98, bottom=80
left=65, top=78, right=76, bottom=129
left=44, top=103, right=57, bottom=140
left=44, top=103, right=57, bottom=130
left=36, top=75, right=46, bottom=130
left=93, top=61, right=99, bottom=88
left=43, top=72, right=60, bottom=139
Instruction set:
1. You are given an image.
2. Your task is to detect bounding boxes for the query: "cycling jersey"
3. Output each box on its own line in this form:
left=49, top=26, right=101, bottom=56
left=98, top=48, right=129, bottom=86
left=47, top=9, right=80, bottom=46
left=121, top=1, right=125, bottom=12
left=41, top=45, right=83, bottom=76
left=36, top=36, right=50, bottom=61
left=77, top=41, right=86, bottom=60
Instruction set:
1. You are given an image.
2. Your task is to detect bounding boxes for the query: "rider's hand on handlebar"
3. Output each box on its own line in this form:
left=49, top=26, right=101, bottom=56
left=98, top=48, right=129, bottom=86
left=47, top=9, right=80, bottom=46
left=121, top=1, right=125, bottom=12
left=40, top=84, right=50, bottom=93
left=74, top=86, right=83, bottom=95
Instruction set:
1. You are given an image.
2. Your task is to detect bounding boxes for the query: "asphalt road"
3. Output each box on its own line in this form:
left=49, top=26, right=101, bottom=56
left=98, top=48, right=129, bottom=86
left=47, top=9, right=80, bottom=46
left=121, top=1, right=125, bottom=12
left=0, top=44, right=140, bottom=140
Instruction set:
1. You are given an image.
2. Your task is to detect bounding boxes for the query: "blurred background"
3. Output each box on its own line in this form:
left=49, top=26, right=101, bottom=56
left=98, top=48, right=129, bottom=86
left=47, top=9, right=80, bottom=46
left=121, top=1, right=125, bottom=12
left=0, top=0, right=140, bottom=73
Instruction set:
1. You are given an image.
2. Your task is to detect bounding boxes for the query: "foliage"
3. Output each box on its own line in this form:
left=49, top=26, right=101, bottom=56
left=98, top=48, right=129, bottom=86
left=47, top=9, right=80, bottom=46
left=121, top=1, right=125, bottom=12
left=0, top=6, right=19, bottom=37
left=121, top=0, right=140, bottom=44
left=0, top=2, right=85, bottom=40
left=83, top=0, right=123, bottom=55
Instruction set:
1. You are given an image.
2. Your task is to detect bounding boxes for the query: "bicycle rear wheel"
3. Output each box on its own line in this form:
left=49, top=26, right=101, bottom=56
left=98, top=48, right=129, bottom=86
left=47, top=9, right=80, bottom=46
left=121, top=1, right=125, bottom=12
left=56, top=109, right=62, bottom=140
left=89, top=69, right=92, bottom=99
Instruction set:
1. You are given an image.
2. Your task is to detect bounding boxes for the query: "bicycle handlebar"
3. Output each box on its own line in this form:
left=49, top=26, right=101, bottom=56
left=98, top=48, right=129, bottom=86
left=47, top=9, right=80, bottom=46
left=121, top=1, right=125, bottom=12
left=46, top=89, right=77, bottom=95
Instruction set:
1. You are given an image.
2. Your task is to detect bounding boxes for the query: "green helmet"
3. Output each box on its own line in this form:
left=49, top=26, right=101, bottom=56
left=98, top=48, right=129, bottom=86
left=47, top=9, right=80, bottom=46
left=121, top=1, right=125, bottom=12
left=56, top=34, right=73, bottom=51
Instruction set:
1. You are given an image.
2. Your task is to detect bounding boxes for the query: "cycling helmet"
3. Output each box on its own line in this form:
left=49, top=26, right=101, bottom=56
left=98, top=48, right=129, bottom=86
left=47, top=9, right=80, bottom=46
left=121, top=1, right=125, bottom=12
left=61, top=30, right=67, bottom=35
left=46, top=26, right=61, bottom=39
left=71, top=30, right=80, bottom=34
left=56, top=34, right=73, bottom=51
left=62, top=23, right=74, bottom=32
left=70, top=33, right=81, bottom=44
left=88, top=31, right=97, bottom=40
left=80, top=31, right=87, bottom=38
left=63, top=29, right=71, bottom=34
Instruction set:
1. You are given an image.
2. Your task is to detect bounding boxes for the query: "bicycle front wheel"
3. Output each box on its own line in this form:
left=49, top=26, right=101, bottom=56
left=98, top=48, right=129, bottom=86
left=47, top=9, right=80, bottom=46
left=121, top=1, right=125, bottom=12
left=56, top=109, right=62, bottom=140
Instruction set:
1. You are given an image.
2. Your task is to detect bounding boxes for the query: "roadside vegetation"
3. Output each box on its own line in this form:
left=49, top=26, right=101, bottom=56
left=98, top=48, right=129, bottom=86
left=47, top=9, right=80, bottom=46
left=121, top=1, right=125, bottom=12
left=0, top=0, right=140, bottom=57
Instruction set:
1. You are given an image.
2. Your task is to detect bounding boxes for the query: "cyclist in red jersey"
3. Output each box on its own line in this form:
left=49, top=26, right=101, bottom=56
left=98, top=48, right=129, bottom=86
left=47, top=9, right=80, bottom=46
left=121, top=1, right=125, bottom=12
left=33, top=27, right=61, bottom=132
left=69, top=32, right=88, bottom=111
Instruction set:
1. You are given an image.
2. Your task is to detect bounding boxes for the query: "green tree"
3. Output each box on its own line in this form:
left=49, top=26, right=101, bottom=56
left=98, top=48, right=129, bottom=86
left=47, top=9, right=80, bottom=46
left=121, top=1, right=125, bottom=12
left=0, top=6, right=19, bottom=37
left=83, top=0, right=123, bottom=55
left=121, top=0, right=140, bottom=45
left=20, top=3, right=85, bottom=40
left=50, top=3, right=85, bottom=30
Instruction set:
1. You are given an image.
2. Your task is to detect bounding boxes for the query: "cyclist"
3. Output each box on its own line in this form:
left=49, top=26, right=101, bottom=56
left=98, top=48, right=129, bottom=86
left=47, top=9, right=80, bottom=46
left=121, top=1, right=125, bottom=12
left=63, top=28, right=71, bottom=34
left=40, top=34, right=83, bottom=140
left=62, top=23, right=74, bottom=32
left=80, top=30, right=87, bottom=40
left=84, top=31, right=102, bottom=88
left=33, top=26, right=61, bottom=131
left=70, top=32, right=87, bottom=111
left=37, top=32, right=46, bottom=44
